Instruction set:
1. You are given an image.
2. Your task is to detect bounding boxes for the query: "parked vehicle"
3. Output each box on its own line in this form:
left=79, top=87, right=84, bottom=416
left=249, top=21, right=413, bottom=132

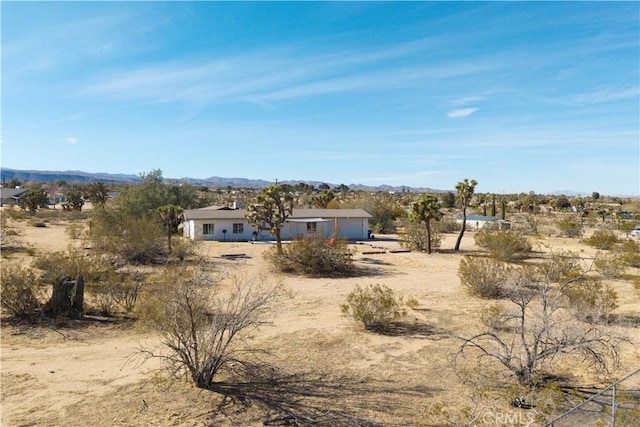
left=631, top=226, right=640, bottom=237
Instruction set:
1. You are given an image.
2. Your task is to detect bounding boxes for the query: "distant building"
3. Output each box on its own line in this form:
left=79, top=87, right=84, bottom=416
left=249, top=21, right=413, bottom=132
left=456, top=214, right=510, bottom=230
left=0, top=188, right=29, bottom=207
left=182, top=207, right=372, bottom=241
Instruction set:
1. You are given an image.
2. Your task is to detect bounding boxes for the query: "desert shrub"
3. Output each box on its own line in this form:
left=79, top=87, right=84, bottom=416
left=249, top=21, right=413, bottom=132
left=32, top=247, right=110, bottom=285
left=556, top=218, right=584, bottom=237
left=170, top=237, right=196, bottom=262
left=538, top=250, right=584, bottom=283
left=594, top=253, right=627, bottom=278
left=474, top=229, right=532, bottom=262
left=89, top=280, right=119, bottom=316
left=584, top=230, right=618, bottom=250
left=398, top=220, right=441, bottom=252
left=0, top=264, right=44, bottom=321
left=616, top=240, right=640, bottom=268
left=30, top=220, right=47, bottom=228
left=135, top=265, right=285, bottom=391
left=266, top=235, right=354, bottom=276
left=458, top=256, right=511, bottom=298
left=479, top=303, right=510, bottom=331
left=433, top=217, right=460, bottom=234
left=1, top=216, right=23, bottom=253
left=341, top=284, right=407, bottom=332
left=66, top=223, right=85, bottom=240
left=563, top=278, right=618, bottom=323
left=91, top=210, right=166, bottom=264
left=88, top=271, right=143, bottom=315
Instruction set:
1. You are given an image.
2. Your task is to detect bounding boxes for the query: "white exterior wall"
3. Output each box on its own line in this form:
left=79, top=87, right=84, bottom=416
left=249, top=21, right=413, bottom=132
left=186, top=219, right=262, bottom=241
left=283, top=218, right=368, bottom=240
left=184, top=217, right=369, bottom=241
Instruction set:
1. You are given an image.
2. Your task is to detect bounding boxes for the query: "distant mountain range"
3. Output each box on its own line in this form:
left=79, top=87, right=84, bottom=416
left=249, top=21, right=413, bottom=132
left=0, top=168, right=442, bottom=193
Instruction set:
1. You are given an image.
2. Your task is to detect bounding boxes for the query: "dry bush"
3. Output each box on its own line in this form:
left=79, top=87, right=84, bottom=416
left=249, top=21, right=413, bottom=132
left=479, top=303, right=510, bottom=331
left=556, top=217, right=584, bottom=237
left=266, top=235, right=354, bottom=276
left=66, top=223, right=85, bottom=240
left=136, top=264, right=286, bottom=391
left=474, top=229, right=532, bottom=262
left=0, top=264, right=44, bottom=322
left=615, top=240, right=640, bottom=268
left=458, top=256, right=511, bottom=299
left=32, top=247, right=110, bottom=285
left=398, top=220, right=442, bottom=252
left=456, top=252, right=628, bottom=387
left=594, top=253, right=627, bottom=279
left=585, top=230, right=618, bottom=250
left=563, top=278, right=619, bottom=323
left=341, top=284, right=407, bottom=332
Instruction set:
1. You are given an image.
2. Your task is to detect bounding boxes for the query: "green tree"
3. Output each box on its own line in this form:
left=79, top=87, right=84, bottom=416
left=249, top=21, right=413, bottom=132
left=442, top=191, right=456, bottom=209
left=6, top=178, right=22, bottom=188
left=62, top=186, right=85, bottom=211
left=311, top=189, right=335, bottom=209
left=409, top=194, right=443, bottom=254
left=552, top=196, right=571, bottom=211
left=592, top=191, right=601, bottom=200
left=158, top=205, right=184, bottom=253
left=246, top=185, right=293, bottom=255
left=86, top=182, right=110, bottom=206
left=21, top=186, right=49, bottom=212
left=454, top=178, right=478, bottom=251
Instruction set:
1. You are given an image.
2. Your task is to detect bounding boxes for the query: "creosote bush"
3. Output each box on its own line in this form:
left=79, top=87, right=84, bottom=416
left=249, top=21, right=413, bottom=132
left=584, top=230, right=618, bottom=250
left=1, top=264, right=44, bottom=322
left=594, top=253, right=627, bottom=279
left=474, top=229, right=532, bottom=262
left=563, top=278, right=619, bottom=323
left=458, top=256, right=510, bottom=299
left=266, top=235, right=354, bottom=276
left=341, top=284, right=407, bottom=332
left=556, top=218, right=584, bottom=237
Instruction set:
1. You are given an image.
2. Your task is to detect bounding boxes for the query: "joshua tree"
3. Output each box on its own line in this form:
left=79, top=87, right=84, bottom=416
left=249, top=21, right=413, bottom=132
left=246, top=185, right=293, bottom=255
left=158, top=205, right=183, bottom=252
left=409, top=194, right=443, bottom=254
left=454, top=178, right=478, bottom=251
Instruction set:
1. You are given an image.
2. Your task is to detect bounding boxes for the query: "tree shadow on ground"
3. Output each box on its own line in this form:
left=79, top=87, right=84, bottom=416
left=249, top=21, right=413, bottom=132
left=202, top=364, right=437, bottom=426
left=380, top=321, right=451, bottom=340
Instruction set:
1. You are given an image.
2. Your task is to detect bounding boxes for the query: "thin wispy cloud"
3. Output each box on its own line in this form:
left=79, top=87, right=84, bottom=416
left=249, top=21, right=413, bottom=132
left=447, top=108, right=478, bottom=118
left=65, top=137, right=79, bottom=145
left=29, top=113, right=85, bottom=129
left=575, top=87, right=639, bottom=104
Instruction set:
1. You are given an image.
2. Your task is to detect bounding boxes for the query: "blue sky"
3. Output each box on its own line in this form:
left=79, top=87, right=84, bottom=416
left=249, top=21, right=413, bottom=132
left=2, top=2, right=639, bottom=195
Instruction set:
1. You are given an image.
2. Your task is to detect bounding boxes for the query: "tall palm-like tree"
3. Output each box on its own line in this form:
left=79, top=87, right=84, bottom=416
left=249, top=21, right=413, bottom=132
left=246, top=185, right=293, bottom=255
left=409, top=194, right=443, bottom=254
left=454, top=178, right=478, bottom=251
left=158, top=205, right=184, bottom=253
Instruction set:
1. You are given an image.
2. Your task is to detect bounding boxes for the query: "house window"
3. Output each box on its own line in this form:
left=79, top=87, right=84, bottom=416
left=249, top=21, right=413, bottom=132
left=306, top=222, right=317, bottom=233
left=233, top=223, right=244, bottom=234
left=203, top=223, right=214, bottom=235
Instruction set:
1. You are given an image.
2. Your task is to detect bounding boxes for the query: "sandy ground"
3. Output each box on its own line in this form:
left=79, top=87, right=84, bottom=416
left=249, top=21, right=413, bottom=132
left=1, top=215, right=639, bottom=426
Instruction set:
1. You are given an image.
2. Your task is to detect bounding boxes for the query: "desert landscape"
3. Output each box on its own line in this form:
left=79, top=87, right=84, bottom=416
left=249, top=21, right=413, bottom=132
left=1, top=207, right=639, bottom=427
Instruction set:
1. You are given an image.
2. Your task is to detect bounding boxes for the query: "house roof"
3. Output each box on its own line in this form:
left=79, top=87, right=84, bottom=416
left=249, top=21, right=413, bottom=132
left=0, top=188, right=30, bottom=199
left=183, top=208, right=372, bottom=221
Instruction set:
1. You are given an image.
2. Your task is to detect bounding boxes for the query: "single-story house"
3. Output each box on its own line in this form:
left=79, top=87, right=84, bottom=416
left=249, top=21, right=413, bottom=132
left=182, top=207, right=372, bottom=241
left=0, top=188, right=30, bottom=207
left=456, top=215, right=511, bottom=230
